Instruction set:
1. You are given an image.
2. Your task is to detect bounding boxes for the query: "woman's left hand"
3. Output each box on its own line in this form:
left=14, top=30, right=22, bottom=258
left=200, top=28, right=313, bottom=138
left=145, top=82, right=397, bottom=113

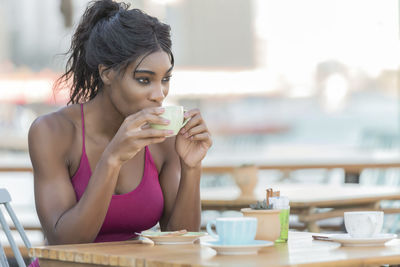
left=175, top=109, right=212, bottom=168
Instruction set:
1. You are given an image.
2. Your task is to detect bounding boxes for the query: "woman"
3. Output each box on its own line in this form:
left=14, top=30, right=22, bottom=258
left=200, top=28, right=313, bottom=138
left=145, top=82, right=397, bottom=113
left=28, top=0, right=212, bottom=261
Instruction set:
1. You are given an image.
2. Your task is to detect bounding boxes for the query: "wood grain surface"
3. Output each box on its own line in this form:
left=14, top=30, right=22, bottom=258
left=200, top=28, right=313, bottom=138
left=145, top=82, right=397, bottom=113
left=30, top=232, right=400, bottom=267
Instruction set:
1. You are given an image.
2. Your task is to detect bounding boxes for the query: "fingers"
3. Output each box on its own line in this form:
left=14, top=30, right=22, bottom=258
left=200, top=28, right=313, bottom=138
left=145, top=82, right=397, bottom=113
left=180, top=109, right=202, bottom=134
left=179, top=109, right=212, bottom=145
left=182, top=124, right=207, bottom=139
left=183, top=129, right=212, bottom=147
left=127, top=107, right=170, bottom=128
left=141, top=123, right=151, bottom=130
left=120, top=128, right=170, bottom=157
left=122, top=107, right=174, bottom=141
left=131, top=128, right=173, bottom=138
left=189, top=132, right=212, bottom=143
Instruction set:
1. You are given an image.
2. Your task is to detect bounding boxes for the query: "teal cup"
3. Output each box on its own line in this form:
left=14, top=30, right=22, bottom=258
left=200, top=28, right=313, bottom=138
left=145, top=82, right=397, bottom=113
left=206, top=217, right=258, bottom=245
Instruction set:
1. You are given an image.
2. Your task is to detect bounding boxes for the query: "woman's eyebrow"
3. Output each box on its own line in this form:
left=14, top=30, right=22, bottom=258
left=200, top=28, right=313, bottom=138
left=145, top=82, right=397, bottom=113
left=165, top=66, right=173, bottom=74
left=134, top=70, right=155, bottom=75
left=134, top=66, right=174, bottom=75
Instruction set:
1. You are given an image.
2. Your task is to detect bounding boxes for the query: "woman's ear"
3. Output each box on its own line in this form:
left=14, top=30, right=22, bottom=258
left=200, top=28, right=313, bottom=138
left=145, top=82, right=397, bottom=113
left=98, top=64, right=115, bottom=85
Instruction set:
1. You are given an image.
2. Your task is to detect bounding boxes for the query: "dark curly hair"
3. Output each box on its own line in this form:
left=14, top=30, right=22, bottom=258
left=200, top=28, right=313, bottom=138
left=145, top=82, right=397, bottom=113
left=54, top=0, right=174, bottom=105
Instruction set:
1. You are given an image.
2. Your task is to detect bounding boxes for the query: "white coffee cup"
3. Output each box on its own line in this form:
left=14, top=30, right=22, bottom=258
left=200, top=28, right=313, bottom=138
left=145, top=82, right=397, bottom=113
left=149, top=106, right=189, bottom=136
left=344, top=211, right=383, bottom=238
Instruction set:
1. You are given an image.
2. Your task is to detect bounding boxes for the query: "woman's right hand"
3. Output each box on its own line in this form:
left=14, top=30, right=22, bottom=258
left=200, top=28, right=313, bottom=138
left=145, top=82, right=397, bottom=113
left=104, top=107, right=171, bottom=164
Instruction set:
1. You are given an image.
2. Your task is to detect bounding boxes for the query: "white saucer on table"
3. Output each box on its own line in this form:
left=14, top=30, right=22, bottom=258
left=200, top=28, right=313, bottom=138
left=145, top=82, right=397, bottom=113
left=329, top=233, right=397, bottom=247
left=140, top=231, right=206, bottom=245
left=201, top=240, right=274, bottom=255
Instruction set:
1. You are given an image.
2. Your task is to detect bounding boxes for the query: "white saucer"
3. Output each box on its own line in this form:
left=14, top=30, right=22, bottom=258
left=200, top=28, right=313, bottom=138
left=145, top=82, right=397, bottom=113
left=329, top=233, right=397, bottom=247
left=201, top=240, right=274, bottom=255
left=140, top=231, right=206, bottom=245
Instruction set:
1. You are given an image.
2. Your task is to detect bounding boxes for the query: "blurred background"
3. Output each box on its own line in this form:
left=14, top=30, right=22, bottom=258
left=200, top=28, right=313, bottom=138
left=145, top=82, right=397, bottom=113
left=0, top=0, right=399, bottom=158
left=0, top=0, right=399, bottom=263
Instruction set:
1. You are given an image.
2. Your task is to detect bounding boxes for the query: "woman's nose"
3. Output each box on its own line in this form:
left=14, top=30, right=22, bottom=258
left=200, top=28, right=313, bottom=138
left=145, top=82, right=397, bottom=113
left=150, top=85, right=166, bottom=102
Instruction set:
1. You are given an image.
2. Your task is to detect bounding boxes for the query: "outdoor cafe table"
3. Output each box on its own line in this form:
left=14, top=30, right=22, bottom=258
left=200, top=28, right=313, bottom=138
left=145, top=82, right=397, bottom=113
left=201, top=183, right=400, bottom=232
left=30, top=231, right=400, bottom=267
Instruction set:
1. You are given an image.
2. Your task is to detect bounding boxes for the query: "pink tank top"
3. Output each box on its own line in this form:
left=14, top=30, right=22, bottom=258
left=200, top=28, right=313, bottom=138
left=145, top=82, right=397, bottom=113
left=71, top=104, right=164, bottom=242
left=29, top=105, right=164, bottom=267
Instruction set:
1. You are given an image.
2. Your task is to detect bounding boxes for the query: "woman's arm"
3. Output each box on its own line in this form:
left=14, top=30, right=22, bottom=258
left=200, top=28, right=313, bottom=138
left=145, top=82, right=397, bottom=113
left=29, top=114, right=122, bottom=244
left=158, top=139, right=201, bottom=231
left=159, top=109, right=212, bottom=231
left=30, top=108, right=171, bottom=244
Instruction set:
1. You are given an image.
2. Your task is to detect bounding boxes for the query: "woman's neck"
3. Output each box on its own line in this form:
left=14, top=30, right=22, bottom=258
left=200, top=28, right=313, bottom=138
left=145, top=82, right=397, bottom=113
left=85, top=91, right=124, bottom=140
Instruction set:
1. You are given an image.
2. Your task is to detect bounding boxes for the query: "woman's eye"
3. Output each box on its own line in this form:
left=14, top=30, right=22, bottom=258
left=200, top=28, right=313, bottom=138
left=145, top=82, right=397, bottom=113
left=162, top=76, right=172, bottom=82
left=136, top=78, right=149, bottom=84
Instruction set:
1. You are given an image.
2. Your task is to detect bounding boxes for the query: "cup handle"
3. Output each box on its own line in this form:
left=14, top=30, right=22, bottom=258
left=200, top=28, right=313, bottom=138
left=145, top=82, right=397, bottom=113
left=206, top=220, right=219, bottom=240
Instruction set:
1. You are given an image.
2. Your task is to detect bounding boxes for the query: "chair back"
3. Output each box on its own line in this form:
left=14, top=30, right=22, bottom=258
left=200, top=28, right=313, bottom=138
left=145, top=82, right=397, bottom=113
left=0, top=188, right=32, bottom=267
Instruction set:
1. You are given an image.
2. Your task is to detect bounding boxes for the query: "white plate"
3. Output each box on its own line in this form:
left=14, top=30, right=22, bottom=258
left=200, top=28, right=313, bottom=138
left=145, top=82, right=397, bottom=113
left=140, top=231, right=206, bottom=245
left=329, top=233, right=397, bottom=247
left=201, top=240, right=274, bottom=255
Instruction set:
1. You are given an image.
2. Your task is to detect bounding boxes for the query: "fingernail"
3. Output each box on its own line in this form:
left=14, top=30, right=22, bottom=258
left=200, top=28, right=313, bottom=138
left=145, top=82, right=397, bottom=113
left=184, top=112, right=189, bottom=118
left=163, top=118, right=170, bottom=124
left=167, top=130, right=174, bottom=135
left=180, top=128, right=186, bottom=134
left=157, top=107, right=165, bottom=113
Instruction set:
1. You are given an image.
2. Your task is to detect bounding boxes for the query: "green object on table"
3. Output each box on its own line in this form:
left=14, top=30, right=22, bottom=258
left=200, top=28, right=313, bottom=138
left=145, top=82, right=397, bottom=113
left=275, top=208, right=290, bottom=243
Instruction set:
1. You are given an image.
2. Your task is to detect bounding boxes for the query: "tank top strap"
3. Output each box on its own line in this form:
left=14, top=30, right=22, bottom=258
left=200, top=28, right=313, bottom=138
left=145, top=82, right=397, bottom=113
left=144, top=146, right=153, bottom=165
left=80, top=104, right=86, bottom=154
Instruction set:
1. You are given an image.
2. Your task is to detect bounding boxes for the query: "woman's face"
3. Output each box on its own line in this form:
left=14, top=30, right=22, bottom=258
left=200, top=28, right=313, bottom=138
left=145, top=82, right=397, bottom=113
left=107, top=50, right=173, bottom=117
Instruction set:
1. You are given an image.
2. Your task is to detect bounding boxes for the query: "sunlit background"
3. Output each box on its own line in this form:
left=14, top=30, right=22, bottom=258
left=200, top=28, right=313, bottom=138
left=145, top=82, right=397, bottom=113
left=0, top=0, right=399, bottom=262
left=1, top=0, right=399, bottom=152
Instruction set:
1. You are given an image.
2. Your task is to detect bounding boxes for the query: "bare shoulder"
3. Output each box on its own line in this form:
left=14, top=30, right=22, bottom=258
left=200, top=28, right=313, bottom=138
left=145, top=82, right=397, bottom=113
left=28, top=105, right=80, bottom=164
left=29, top=106, right=78, bottom=143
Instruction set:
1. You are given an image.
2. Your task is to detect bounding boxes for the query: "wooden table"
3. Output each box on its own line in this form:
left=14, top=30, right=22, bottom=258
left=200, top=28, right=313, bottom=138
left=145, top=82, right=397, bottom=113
left=201, top=184, right=400, bottom=232
left=30, top=231, right=400, bottom=267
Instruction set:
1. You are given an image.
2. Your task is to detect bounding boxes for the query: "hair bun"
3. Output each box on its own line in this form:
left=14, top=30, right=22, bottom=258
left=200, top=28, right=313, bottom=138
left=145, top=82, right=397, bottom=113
left=84, top=0, right=128, bottom=29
